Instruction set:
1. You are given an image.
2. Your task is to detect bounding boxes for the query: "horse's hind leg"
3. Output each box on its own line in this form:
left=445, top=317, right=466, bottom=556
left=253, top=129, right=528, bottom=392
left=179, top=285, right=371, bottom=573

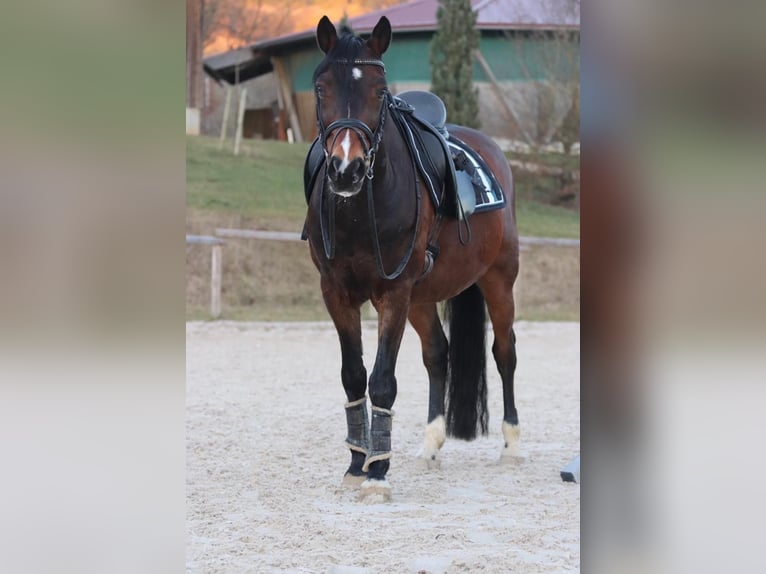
left=408, top=302, right=448, bottom=469
left=322, top=282, right=369, bottom=486
left=478, top=271, right=525, bottom=462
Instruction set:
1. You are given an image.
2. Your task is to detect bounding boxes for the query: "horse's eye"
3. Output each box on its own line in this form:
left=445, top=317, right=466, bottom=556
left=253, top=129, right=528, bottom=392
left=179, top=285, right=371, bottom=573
left=376, top=89, right=388, bottom=100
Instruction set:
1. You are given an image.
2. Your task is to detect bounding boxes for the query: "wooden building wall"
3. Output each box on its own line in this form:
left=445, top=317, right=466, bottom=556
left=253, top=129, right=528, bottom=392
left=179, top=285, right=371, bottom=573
left=270, top=30, right=579, bottom=143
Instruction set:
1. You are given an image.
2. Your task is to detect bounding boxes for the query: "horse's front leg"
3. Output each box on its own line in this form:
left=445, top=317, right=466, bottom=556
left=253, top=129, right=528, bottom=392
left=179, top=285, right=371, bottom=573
left=361, top=288, right=411, bottom=501
left=322, top=281, right=369, bottom=486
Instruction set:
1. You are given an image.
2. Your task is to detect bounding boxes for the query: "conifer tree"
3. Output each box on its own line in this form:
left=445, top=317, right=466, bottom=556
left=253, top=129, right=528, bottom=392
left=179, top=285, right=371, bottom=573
left=429, top=0, right=481, bottom=128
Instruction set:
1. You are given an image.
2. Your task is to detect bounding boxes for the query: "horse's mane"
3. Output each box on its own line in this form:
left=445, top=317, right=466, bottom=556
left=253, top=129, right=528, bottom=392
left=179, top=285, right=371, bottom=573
left=339, top=23, right=354, bottom=36
left=312, top=27, right=366, bottom=83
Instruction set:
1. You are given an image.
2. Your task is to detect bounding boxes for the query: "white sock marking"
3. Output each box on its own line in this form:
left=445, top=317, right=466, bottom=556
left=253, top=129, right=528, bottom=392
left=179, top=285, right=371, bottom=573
left=421, top=415, right=446, bottom=460
left=501, top=421, right=521, bottom=456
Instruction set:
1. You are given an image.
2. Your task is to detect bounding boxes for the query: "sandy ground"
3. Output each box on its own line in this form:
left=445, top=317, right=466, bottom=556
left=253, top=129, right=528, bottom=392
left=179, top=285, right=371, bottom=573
left=187, top=321, right=580, bottom=573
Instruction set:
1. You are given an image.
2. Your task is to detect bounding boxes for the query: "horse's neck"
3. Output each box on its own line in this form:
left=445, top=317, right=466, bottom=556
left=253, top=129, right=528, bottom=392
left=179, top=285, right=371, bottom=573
left=373, top=120, right=415, bottom=197
left=358, top=125, right=417, bottom=237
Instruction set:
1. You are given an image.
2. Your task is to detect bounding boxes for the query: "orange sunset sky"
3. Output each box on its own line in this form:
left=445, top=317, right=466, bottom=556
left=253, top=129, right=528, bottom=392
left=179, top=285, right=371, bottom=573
left=204, top=1, right=402, bottom=56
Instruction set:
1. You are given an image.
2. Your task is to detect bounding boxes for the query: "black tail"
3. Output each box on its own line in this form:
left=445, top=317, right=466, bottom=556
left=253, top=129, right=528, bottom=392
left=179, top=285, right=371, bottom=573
left=445, top=283, right=488, bottom=440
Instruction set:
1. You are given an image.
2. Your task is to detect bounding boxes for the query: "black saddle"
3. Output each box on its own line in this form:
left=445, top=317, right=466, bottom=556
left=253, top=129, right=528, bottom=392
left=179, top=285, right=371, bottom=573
left=303, top=91, right=504, bottom=220
left=396, top=90, right=447, bottom=136
left=388, top=91, right=458, bottom=216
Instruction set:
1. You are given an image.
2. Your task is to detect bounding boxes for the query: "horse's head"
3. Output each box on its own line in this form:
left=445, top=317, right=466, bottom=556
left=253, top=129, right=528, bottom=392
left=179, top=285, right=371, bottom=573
left=313, top=15, right=391, bottom=197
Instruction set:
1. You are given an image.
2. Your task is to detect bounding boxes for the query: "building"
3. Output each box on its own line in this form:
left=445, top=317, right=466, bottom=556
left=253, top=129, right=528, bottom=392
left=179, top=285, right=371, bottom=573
left=202, top=0, right=579, bottom=145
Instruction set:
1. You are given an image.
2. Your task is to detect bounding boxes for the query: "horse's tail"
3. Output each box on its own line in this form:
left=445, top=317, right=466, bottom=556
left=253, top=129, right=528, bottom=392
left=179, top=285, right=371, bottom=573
left=445, top=283, right=489, bottom=440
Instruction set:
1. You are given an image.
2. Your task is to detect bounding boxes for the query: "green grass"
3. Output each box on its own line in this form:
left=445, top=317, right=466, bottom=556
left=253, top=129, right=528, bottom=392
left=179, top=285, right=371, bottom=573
left=187, top=136, right=310, bottom=227
left=505, top=149, right=580, bottom=171
left=515, top=199, right=580, bottom=238
left=506, top=149, right=580, bottom=238
left=187, top=135, right=579, bottom=238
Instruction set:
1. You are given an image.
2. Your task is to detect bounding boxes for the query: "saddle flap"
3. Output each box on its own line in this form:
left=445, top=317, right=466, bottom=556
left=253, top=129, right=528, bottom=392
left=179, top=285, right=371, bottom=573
left=304, top=137, right=325, bottom=204
left=455, top=170, right=476, bottom=220
left=388, top=96, right=456, bottom=215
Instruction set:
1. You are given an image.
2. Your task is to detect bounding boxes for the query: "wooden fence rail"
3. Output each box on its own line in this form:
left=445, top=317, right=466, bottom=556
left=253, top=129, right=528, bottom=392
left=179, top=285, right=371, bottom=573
left=215, top=228, right=303, bottom=242
left=187, top=229, right=578, bottom=319
left=214, top=227, right=580, bottom=248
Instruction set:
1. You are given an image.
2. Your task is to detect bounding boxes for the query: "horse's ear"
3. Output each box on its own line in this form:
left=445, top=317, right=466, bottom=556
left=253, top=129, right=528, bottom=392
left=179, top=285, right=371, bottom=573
left=367, top=16, right=391, bottom=56
left=316, top=16, right=338, bottom=54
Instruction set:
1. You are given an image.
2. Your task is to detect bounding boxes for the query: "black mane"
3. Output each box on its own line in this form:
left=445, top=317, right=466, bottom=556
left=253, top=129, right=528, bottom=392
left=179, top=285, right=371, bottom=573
left=312, top=30, right=366, bottom=84
left=339, top=22, right=354, bottom=36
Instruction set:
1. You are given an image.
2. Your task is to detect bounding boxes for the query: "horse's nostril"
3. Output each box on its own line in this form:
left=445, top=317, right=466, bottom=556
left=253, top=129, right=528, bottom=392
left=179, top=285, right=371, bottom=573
left=329, top=156, right=342, bottom=177
left=352, top=158, right=365, bottom=179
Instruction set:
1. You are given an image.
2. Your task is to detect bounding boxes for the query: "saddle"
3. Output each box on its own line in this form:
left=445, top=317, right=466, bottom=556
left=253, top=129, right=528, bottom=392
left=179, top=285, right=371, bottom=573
left=303, top=91, right=505, bottom=221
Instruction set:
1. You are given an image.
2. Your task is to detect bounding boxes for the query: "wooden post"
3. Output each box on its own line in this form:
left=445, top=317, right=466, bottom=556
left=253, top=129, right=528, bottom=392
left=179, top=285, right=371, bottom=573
left=473, top=49, right=536, bottom=146
left=210, top=244, right=222, bottom=318
left=219, top=84, right=233, bottom=149
left=185, top=0, right=203, bottom=110
left=233, top=87, right=247, bottom=156
left=186, top=235, right=225, bottom=319
left=272, top=57, right=304, bottom=143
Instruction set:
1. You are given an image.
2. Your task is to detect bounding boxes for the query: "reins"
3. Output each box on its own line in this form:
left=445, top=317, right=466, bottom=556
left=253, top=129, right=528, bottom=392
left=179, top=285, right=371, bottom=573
left=315, top=58, right=422, bottom=281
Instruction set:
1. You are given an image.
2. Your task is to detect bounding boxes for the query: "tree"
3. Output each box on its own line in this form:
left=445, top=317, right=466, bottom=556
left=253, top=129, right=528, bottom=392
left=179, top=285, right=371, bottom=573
left=202, top=0, right=298, bottom=53
left=429, top=0, right=481, bottom=128
left=512, top=0, right=579, bottom=148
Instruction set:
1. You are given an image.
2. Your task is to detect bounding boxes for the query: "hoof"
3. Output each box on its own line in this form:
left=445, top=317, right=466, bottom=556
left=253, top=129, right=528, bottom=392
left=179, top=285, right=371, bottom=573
left=499, top=447, right=527, bottom=464
left=341, top=472, right=367, bottom=487
left=500, top=422, right=524, bottom=463
left=416, top=453, right=442, bottom=470
left=359, top=479, right=392, bottom=502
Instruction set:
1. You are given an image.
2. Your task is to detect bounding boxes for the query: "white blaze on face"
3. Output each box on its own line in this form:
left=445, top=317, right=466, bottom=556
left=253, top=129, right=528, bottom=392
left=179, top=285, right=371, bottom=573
left=338, top=129, right=351, bottom=173
left=352, top=67, right=363, bottom=80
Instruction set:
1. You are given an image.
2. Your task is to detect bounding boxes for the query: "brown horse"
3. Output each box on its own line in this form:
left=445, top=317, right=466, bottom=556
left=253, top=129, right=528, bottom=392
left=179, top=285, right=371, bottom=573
left=304, top=16, right=521, bottom=500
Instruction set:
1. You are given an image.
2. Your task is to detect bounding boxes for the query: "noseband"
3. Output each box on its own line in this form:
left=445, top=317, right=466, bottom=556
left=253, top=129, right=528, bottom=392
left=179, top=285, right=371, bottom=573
left=315, top=58, right=388, bottom=180
left=314, top=56, right=421, bottom=281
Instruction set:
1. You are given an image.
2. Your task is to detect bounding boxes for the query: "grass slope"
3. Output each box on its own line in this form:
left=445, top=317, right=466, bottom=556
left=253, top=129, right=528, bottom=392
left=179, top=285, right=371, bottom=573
left=187, top=136, right=579, bottom=238
left=187, top=136, right=310, bottom=227
left=186, top=135, right=579, bottom=321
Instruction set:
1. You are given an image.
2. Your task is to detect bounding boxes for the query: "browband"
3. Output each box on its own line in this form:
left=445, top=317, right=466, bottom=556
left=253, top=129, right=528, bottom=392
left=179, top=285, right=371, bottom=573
left=332, top=58, right=386, bottom=72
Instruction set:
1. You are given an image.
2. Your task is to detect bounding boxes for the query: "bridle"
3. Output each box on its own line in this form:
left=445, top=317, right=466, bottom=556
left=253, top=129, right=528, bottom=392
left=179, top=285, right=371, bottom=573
left=315, top=58, right=388, bottom=180
left=314, top=56, right=422, bottom=281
